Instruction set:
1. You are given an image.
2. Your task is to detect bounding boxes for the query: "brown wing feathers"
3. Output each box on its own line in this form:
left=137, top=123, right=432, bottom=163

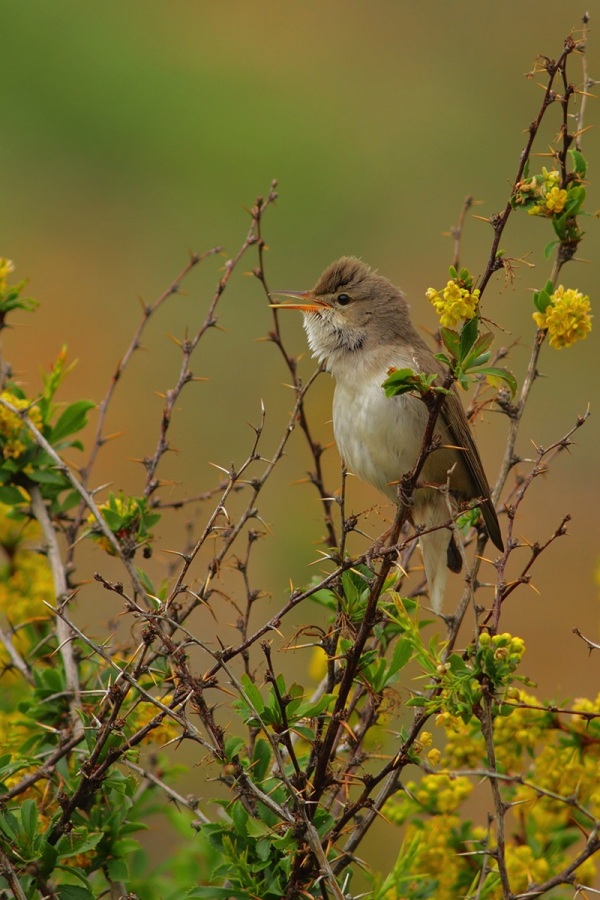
left=441, top=392, right=504, bottom=551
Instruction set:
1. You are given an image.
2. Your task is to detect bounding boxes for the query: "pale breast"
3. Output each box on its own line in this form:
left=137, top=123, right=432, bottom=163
left=332, top=371, right=429, bottom=503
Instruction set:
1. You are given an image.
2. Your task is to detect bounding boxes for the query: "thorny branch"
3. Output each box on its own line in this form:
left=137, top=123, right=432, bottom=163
left=30, top=485, right=83, bottom=737
left=0, top=27, right=596, bottom=900
left=254, top=212, right=339, bottom=552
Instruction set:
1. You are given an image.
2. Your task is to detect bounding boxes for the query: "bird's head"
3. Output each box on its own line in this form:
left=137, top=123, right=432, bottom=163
left=271, top=256, right=412, bottom=367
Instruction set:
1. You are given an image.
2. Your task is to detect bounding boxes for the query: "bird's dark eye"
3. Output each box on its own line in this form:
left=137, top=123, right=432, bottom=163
left=337, top=293, right=352, bottom=306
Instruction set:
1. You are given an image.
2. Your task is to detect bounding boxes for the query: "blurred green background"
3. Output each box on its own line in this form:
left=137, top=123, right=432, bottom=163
left=1, top=0, right=599, bottom=880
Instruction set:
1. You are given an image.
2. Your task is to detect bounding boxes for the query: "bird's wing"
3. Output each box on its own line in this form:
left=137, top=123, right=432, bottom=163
left=440, top=391, right=504, bottom=551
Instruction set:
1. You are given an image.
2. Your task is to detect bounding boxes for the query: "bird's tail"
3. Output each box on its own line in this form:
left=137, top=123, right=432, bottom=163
left=415, top=493, right=455, bottom=613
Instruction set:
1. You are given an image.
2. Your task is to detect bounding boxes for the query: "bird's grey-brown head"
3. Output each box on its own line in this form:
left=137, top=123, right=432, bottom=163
left=273, top=256, right=415, bottom=369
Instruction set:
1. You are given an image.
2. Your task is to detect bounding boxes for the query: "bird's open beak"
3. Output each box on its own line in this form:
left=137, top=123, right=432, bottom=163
left=269, top=290, right=326, bottom=313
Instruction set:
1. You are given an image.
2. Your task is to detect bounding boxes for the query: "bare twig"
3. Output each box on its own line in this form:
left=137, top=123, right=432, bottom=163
left=478, top=696, right=511, bottom=898
left=450, top=195, right=474, bottom=271
left=30, top=485, right=83, bottom=736
left=254, top=212, right=339, bottom=552
left=0, top=624, right=33, bottom=684
left=0, top=848, right=29, bottom=900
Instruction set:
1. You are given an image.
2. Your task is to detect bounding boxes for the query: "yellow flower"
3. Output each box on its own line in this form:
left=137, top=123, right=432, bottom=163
left=308, top=646, right=328, bottom=682
left=0, top=392, right=42, bottom=460
left=505, top=844, right=549, bottom=894
left=427, top=748, right=442, bottom=766
left=125, top=694, right=180, bottom=745
left=426, top=281, right=480, bottom=328
left=436, top=713, right=485, bottom=769
left=493, top=691, right=546, bottom=770
left=419, top=731, right=433, bottom=747
left=401, top=815, right=465, bottom=898
left=413, top=773, right=473, bottom=814
left=516, top=176, right=538, bottom=194
left=533, top=285, right=592, bottom=349
left=0, top=258, right=15, bottom=291
left=545, top=186, right=568, bottom=213
left=541, top=167, right=560, bottom=186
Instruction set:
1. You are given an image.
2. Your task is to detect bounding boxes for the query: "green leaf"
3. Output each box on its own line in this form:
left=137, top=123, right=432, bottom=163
left=50, top=400, right=95, bottom=445
left=462, top=332, right=494, bottom=369
left=471, top=331, right=494, bottom=356
left=231, top=800, right=249, bottom=835
left=458, top=316, right=478, bottom=361
left=101, top=508, right=123, bottom=530
left=240, top=674, right=265, bottom=715
left=309, top=587, right=338, bottom=610
left=252, top=738, right=272, bottom=781
left=291, top=724, right=316, bottom=741
left=55, top=830, right=104, bottom=864
left=0, top=485, right=26, bottom=505
left=295, top=693, right=336, bottom=719
left=27, top=468, right=67, bottom=486
left=57, top=887, right=95, bottom=900
left=20, top=798, right=38, bottom=841
left=388, top=638, right=413, bottom=677
left=56, top=489, right=81, bottom=513
left=459, top=267, right=471, bottom=286
left=225, top=735, right=246, bottom=761
left=382, top=367, right=419, bottom=397
left=440, top=327, right=460, bottom=359
left=473, top=367, right=517, bottom=396
left=469, top=351, right=491, bottom=368
left=552, top=214, right=567, bottom=239
left=544, top=240, right=559, bottom=260
left=564, top=185, right=585, bottom=217
left=533, top=289, right=552, bottom=314
left=569, top=148, right=587, bottom=178
left=105, top=857, right=129, bottom=881
left=0, top=810, right=19, bottom=840
left=135, top=567, right=155, bottom=596
left=184, top=889, right=253, bottom=899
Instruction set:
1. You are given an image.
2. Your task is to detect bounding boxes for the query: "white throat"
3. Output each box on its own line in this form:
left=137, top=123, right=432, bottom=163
left=302, top=311, right=367, bottom=372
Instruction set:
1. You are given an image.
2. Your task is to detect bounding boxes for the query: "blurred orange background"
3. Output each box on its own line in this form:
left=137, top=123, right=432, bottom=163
left=1, top=0, right=599, bottom=880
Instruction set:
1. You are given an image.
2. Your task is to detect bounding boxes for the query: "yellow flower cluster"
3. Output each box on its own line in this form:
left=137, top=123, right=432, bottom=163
left=382, top=687, right=600, bottom=897
left=124, top=695, right=181, bottom=745
left=533, top=285, right=592, bottom=349
left=479, top=630, right=526, bottom=662
left=0, top=547, right=53, bottom=677
left=0, top=549, right=53, bottom=623
left=493, top=690, right=548, bottom=770
left=0, top=509, right=52, bottom=618
left=404, top=814, right=464, bottom=897
left=408, top=772, right=473, bottom=815
left=504, top=845, right=550, bottom=893
left=0, top=258, right=15, bottom=291
left=515, top=167, right=568, bottom=217
left=514, top=744, right=600, bottom=833
left=384, top=773, right=468, bottom=828
left=0, top=710, right=47, bottom=802
left=571, top=693, right=600, bottom=737
left=426, top=281, right=480, bottom=328
left=0, top=391, right=41, bottom=459
left=543, top=185, right=568, bottom=213
left=436, top=711, right=485, bottom=768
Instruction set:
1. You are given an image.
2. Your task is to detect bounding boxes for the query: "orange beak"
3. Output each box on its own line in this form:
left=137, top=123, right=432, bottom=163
left=269, top=290, right=327, bottom=313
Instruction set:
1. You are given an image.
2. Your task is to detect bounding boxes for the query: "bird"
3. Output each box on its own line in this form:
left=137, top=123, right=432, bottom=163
left=272, top=256, right=503, bottom=612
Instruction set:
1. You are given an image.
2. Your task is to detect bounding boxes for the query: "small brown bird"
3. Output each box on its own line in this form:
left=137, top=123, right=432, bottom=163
left=274, top=256, right=503, bottom=611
